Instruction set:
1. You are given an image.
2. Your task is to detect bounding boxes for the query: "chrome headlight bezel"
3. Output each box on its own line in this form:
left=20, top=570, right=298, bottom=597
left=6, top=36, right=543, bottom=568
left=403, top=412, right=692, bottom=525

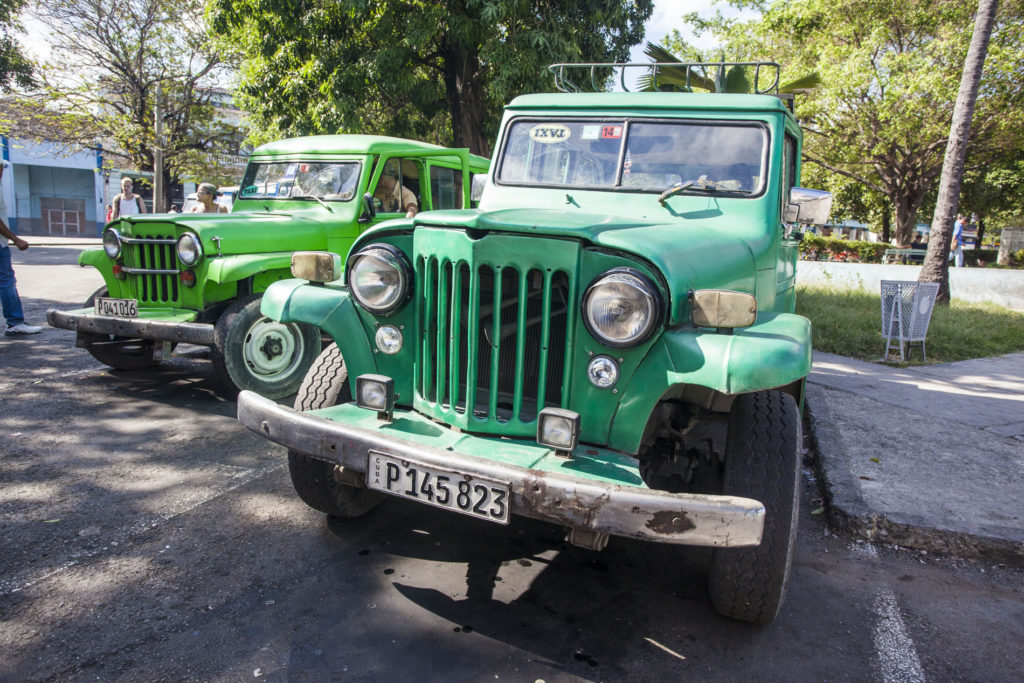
left=103, top=228, right=122, bottom=259
left=347, top=244, right=412, bottom=315
left=581, top=268, right=662, bottom=348
left=176, top=232, right=203, bottom=267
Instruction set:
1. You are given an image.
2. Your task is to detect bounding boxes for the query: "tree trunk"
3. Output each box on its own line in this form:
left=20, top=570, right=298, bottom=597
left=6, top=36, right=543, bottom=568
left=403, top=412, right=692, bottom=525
left=881, top=209, right=891, bottom=244
left=976, top=216, right=985, bottom=248
left=443, top=41, right=490, bottom=157
left=920, top=0, right=999, bottom=303
left=894, top=196, right=920, bottom=246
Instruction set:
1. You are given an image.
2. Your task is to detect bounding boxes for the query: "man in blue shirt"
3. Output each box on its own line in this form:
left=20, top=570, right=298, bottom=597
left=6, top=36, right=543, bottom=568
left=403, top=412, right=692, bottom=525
left=951, top=214, right=965, bottom=268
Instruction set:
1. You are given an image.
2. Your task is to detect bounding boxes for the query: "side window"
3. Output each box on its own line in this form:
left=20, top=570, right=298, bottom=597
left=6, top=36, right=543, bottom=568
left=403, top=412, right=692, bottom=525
left=429, top=166, right=461, bottom=210
left=782, top=135, right=797, bottom=204
left=372, top=158, right=421, bottom=215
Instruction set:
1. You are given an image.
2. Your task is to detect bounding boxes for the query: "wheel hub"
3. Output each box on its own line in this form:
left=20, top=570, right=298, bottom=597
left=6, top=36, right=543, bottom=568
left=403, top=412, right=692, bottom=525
left=243, top=317, right=305, bottom=378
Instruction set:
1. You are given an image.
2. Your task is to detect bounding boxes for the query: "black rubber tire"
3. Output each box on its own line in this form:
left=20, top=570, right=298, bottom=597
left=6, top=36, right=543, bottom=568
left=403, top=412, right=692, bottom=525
left=211, top=294, right=320, bottom=399
left=708, top=390, right=801, bottom=624
left=287, top=342, right=385, bottom=518
left=83, top=286, right=159, bottom=370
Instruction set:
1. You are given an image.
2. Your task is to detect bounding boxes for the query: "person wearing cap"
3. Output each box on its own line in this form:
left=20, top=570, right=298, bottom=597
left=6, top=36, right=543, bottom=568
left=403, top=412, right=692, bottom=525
left=190, top=183, right=229, bottom=213
left=111, top=177, right=147, bottom=220
left=0, top=160, right=43, bottom=335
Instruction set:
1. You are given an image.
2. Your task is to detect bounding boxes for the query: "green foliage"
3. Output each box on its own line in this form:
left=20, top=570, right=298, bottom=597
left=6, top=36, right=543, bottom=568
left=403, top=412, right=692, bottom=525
left=796, top=285, right=1024, bottom=363
left=27, top=0, right=240, bottom=205
left=1014, top=250, right=1024, bottom=268
left=666, top=1, right=1024, bottom=246
left=961, top=249, right=999, bottom=267
left=799, top=233, right=889, bottom=263
left=0, top=0, right=33, bottom=92
left=210, top=0, right=654, bottom=155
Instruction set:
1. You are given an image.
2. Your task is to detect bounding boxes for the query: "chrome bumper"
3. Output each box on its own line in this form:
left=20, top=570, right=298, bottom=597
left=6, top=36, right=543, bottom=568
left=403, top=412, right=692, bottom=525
left=46, top=309, right=215, bottom=346
left=237, top=391, right=765, bottom=548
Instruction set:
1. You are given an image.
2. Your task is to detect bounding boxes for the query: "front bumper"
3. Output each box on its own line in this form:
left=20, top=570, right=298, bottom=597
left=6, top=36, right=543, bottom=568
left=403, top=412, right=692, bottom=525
left=46, top=308, right=215, bottom=346
left=237, top=391, right=765, bottom=548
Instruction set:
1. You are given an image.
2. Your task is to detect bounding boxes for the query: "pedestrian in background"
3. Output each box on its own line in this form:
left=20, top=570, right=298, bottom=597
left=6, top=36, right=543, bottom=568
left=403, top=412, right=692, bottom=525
left=111, top=177, right=146, bottom=220
left=0, top=160, right=43, bottom=336
left=105, top=204, right=113, bottom=222
left=190, top=183, right=228, bottom=213
left=951, top=214, right=965, bottom=267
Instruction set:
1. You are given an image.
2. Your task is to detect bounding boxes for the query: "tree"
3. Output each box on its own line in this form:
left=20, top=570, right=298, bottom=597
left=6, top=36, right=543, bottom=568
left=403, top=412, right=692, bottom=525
left=210, top=0, right=654, bottom=156
left=665, top=0, right=1024, bottom=246
left=920, top=0, right=1000, bottom=302
left=0, top=0, right=33, bottom=92
left=27, top=0, right=240, bottom=208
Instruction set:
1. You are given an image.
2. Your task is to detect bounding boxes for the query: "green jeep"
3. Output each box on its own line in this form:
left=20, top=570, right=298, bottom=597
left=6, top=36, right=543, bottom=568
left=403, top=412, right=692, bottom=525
left=236, top=65, right=832, bottom=623
left=47, top=135, right=489, bottom=397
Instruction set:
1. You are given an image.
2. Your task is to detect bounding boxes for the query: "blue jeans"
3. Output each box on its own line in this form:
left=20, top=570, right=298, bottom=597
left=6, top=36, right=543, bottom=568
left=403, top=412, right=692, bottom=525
left=0, top=245, right=26, bottom=327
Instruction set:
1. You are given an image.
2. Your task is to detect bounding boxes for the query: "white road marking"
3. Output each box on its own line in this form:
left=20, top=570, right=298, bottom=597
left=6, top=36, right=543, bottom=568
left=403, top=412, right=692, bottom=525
left=873, top=589, right=926, bottom=683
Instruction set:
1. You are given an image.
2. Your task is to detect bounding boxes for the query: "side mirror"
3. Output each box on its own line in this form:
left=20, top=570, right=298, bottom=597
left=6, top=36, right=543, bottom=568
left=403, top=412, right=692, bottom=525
left=786, top=187, right=833, bottom=226
left=471, top=174, right=488, bottom=204
left=358, top=192, right=376, bottom=224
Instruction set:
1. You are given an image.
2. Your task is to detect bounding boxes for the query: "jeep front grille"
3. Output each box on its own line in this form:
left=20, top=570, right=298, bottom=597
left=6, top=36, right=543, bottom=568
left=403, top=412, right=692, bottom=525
left=415, top=254, right=575, bottom=436
left=121, top=235, right=180, bottom=304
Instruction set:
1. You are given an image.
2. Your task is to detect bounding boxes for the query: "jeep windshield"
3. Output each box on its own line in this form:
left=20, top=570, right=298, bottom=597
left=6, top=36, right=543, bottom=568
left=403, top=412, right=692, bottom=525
left=496, top=119, right=767, bottom=196
left=239, top=161, right=361, bottom=201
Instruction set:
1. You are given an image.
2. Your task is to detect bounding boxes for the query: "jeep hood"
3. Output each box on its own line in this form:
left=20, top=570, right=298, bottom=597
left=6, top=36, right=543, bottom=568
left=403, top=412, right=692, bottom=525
left=411, top=208, right=759, bottom=316
left=119, top=210, right=329, bottom=254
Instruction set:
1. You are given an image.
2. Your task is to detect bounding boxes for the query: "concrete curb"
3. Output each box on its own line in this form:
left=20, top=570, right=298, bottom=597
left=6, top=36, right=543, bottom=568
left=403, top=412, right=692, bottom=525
left=804, top=383, right=1024, bottom=567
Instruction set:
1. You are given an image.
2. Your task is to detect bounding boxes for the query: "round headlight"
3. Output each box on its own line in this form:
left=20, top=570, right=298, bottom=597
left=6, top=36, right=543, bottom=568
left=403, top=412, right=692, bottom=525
left=348, top=245, right=410, bottom=314
left=587, top=355, right=620, bottom=388
left=103, top=229, right=122, bottom=259
left=375, top=324, right=403, bottom=354
left=176, top=233, right=203, bottom=266
left=582, top=269, right=660, bottom=347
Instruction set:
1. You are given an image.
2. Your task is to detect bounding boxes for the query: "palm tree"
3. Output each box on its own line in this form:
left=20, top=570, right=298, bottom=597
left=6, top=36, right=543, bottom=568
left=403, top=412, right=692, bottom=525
left=919, top=0, right=1000, bottom=304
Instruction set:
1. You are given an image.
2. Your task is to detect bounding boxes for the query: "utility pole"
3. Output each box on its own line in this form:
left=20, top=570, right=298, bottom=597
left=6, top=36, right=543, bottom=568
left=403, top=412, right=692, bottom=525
left=154, top=83, right=164, bottom=213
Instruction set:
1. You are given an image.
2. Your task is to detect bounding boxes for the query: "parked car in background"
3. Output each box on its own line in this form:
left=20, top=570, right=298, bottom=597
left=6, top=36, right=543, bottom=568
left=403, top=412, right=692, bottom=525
left=47, top=136, right=489, bottom=397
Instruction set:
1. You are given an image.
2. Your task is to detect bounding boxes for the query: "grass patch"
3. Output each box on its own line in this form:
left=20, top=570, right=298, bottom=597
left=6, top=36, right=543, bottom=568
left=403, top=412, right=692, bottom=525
left=795, top=285, right=1024, bottom=364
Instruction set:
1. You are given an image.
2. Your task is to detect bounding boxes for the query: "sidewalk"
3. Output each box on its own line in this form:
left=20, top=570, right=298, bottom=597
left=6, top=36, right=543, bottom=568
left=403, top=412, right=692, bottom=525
left=806, top=351, right=1024, bottom=565
left=18, top=235, right=101, bottom=247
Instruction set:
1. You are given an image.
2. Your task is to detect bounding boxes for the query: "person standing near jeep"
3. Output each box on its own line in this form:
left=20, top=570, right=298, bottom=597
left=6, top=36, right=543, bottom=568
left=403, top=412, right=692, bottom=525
left=111, top=177, right=146, bottom=220
left=190, top=182, right=229, bottom=214
left=0, top=160, right=43, bottom=336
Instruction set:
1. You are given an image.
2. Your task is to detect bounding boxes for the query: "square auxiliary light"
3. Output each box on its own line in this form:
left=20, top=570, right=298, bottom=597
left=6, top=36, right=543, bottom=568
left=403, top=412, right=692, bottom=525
left=356, top=374, right=395, bottom=422
left=537, top=408, right=581, bottom=456
left=291, top=251, right=343, bottom=284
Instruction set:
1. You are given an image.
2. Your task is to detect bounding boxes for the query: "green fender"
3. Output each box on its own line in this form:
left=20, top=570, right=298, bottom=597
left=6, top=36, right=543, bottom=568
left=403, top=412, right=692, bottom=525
left=206, top=253, right=294, bottom=285
left=260, top=279, right=377, bottom=385
left=607, top=312, right=812, bottom=454
left=79, top=247, right=107, bottom=268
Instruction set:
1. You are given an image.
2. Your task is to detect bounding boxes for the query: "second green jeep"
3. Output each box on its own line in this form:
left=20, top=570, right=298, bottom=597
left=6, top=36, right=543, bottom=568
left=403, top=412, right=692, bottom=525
left=47, top=135, right=489, bottom=397
left=237, top=64, right=832, bottom=623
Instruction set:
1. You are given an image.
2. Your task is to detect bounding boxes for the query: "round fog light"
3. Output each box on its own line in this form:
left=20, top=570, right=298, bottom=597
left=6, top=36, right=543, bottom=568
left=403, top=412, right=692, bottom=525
left=587, top=355, right=619, bottom=388
left=359, top=380, right=388, bottom=411
left=375, top=325, right=403, bottom=354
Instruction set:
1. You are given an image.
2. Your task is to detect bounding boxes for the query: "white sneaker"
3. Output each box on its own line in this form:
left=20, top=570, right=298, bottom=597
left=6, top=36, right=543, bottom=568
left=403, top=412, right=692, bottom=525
left=5, top=323, right=43, bottom=336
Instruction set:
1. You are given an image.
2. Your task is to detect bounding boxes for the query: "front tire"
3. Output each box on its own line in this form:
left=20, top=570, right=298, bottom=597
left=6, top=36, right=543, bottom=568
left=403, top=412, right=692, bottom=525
left=83, top=286, right=159, bottom=370
left=708, top=390, right=801, bottom=624
left=287, top=343, right=385, bottom=518
left=211, top=294, right=320, bottom=398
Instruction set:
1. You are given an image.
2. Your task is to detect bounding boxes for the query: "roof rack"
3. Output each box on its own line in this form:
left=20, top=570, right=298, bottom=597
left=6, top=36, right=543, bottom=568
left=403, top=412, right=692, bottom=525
left=548, top=62, right=782, bottom=95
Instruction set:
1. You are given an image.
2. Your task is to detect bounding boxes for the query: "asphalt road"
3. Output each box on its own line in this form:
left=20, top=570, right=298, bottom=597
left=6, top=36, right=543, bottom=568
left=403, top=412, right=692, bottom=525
left=2, top=245, right=1023, bottom=682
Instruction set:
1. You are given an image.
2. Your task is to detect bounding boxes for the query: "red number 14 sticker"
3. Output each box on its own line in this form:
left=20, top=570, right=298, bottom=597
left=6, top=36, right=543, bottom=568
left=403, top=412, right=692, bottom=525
left=601, top=125, right=623, bottom=139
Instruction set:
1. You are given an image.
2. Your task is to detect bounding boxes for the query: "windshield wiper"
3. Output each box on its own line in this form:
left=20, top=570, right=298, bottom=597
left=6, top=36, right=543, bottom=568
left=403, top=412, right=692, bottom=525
left=291, top=194, right=333, bottom=212
left=658, top=181, right=694, bottom=205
